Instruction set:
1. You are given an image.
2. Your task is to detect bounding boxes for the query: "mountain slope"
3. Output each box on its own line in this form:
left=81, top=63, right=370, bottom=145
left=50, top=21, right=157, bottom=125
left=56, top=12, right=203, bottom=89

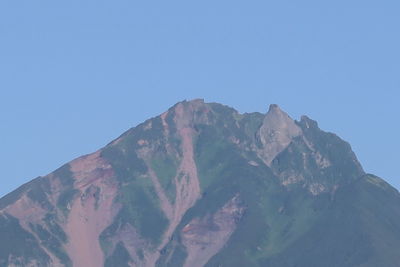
left=1, top=99, right=399, bottom=267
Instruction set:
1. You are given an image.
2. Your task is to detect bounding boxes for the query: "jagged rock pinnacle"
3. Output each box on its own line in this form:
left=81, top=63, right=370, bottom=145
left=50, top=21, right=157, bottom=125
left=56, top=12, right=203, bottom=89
left=257, top=104, right=302, bottom=165
left=268, top=104, right=280, bottom=112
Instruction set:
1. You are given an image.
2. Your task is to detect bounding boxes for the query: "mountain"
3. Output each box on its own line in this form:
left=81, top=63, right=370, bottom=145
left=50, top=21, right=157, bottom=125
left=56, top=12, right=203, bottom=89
left=1, top=99, right=400, bottom=267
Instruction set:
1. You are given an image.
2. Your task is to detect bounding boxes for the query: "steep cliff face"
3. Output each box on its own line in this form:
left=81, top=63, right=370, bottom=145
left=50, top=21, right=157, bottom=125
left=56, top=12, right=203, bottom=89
left=1, top=100, right=399, bottom=267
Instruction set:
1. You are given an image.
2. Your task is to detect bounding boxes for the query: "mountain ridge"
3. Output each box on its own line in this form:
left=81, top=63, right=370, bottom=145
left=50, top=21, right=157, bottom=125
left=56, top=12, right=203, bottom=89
left=1, top=99, right=399, bottom=267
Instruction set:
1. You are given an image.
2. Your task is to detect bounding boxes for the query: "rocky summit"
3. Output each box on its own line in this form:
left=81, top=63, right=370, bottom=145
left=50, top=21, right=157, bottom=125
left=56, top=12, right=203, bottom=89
left=1, top=99, right=400, bottom=267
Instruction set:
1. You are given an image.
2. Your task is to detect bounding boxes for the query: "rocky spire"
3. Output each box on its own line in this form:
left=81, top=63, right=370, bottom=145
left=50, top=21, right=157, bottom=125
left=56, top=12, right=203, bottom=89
left=257, top=104, right=302, bottom=165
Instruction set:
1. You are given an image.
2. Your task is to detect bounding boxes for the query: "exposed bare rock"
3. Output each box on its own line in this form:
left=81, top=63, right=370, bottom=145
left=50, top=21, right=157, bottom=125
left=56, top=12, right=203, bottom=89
left=131, top=100, right=206, bottom=266
left=181, top=195, right=244, bottom=267
left=301, top=135, right=331, bottom=169
left=70, top=151, right=115, bottom=188
left=151, top=101, right=203, bottom=264
left=257, top=104, right=302, bottom=165
left=64, top=150, right=119, bottom=267
left=112, top=223, right=151, bottom=266
left=280, top=171, right=305, bottom=186
left=0, top=151, right=119, bottom=267
left=3, top=194, right=61, bottom=266
left=314, top=151, right=331, bottom=169
left=4, top=194, right=47, bottom=230
left=309, top=183, right=326, bottom=195
left=248, top=160, right=259, bottom=166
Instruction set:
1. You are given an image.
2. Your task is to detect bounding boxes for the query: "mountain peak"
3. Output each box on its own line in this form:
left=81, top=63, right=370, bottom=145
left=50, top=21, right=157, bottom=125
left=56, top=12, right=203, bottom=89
left=179, top=98, right=206, bottom=106
left=300, top=115, right=319, bottom=129
left=268, top=103, right=281, bottom=112
left=265, top=104, right=292, bottom=122
left=257, top=104, right=302, bottom=165
left=187, top=98, right=205, bottom=104
left=0, top=100, right=398, bottom=267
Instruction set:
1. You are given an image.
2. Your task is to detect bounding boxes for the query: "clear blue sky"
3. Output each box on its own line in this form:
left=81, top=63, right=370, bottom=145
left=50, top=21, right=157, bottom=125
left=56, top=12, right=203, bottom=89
left=1, top=0, right=399, bottom=197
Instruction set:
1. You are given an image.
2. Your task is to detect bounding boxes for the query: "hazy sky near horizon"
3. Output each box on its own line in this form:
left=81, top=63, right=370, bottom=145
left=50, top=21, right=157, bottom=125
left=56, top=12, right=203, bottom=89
left=0, top=0, right=399, bottom=196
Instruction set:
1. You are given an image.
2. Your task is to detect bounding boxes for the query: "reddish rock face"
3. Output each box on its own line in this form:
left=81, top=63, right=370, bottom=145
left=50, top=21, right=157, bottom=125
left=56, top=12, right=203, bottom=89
left=181, top=195, right=244, bottom=267
left=2, top=150, right=119, bottom=267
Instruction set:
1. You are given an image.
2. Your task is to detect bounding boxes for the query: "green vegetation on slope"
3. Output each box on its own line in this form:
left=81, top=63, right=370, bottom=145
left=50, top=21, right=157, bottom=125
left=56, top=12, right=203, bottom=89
left=104, top=242, right=132, bottom=267
left=100, top=176, right=168, bottom=252
left=151, top=153, right=178, bottom=203
left=26, top=177, right=52, bottom=209
left=29, top=223, right=72, bottom=266
left=0, top=214, right=50, bottom=267
left=260, top=176, right=400, bottom=267
left=53, top=164, right=78, bottom=216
